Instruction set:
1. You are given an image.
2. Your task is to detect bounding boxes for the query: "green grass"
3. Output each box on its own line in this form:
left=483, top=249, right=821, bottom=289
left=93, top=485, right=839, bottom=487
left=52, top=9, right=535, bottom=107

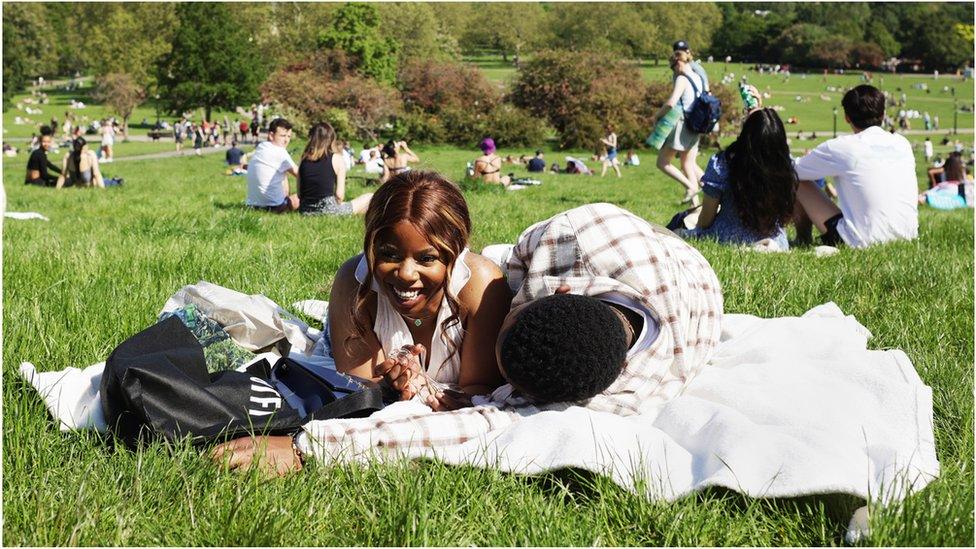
left=3, top=137, right=973, bottom=545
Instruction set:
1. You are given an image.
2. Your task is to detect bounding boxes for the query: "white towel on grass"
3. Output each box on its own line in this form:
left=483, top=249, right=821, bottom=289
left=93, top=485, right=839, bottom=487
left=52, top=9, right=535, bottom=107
left=17, top=302, right=938, bottom=507
left=312, top=302, right=939, bottom=507
left=5, top=212, right=49, bottom=221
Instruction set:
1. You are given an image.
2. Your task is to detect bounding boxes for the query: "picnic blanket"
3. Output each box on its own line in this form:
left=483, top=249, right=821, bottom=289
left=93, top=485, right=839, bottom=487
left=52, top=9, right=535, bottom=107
left=296, top=301, right=938, bottom=508
left=19, top=291, right=938, bottom=519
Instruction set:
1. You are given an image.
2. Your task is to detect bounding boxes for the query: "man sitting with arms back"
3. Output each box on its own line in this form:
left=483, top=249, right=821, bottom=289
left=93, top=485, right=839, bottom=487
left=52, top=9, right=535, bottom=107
left=25, top=126, right=61, bottom=186
left=209, top=202, right=724, bottom=473
left=245, top=118, right=298, bottom=212
left=526, top=150, right=546, bottom=173
left=792, top=85, right=918, bottom=247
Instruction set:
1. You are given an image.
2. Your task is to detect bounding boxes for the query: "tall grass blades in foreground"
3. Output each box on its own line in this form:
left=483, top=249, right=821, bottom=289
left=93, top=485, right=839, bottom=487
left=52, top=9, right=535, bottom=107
left=3, top=141, right=973, bottom=545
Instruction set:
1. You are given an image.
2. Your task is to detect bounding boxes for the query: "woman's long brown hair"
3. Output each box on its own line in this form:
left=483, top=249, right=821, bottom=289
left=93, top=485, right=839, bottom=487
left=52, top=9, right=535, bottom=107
left=302, top=122, right=338, bottom=162
left=346, top=171, right=472, bottom=368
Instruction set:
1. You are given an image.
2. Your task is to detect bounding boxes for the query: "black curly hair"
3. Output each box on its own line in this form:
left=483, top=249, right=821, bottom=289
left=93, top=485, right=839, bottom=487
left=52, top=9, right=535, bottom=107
left=724, top=108, right=797, bottom=237
left=499, top=294, right=628, bottom=403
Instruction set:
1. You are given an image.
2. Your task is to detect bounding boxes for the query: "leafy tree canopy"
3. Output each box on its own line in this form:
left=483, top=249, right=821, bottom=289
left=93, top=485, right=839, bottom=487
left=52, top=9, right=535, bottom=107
left=156, top=2, right=268, bottom=120
left=318, top=3, right=399, bottom=85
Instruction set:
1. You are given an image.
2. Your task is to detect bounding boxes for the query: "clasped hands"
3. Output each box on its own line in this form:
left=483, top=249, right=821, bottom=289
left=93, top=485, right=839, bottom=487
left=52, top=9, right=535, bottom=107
left=375, top=343, right=473, bottom=412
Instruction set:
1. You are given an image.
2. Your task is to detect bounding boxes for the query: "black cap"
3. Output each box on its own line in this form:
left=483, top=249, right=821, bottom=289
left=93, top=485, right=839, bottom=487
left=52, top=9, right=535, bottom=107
left=673, top=40, right=690, bottom=52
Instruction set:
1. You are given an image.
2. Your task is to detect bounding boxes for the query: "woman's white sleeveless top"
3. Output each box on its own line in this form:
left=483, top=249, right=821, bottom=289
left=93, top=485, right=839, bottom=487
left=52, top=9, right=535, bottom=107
left=354, top=249, right=471, bottom=383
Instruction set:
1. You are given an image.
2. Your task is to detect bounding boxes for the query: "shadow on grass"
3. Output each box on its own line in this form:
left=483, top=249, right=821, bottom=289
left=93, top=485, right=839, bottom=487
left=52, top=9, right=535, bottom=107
left=525, top=466, right=862, bottom=545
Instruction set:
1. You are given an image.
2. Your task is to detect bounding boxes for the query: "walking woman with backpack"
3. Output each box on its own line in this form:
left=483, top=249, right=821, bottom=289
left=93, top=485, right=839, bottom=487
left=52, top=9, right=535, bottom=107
left=651, top=50, right=706, bottom=206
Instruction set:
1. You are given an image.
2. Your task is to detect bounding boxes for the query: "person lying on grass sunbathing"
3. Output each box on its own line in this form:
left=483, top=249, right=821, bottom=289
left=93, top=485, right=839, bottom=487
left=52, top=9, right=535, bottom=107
left=212, top=202, right=722, bottom=476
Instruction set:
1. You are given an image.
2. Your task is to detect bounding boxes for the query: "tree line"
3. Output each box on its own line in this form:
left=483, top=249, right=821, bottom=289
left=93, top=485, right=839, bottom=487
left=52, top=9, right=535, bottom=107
left=3, top=2, right=972, bottom=143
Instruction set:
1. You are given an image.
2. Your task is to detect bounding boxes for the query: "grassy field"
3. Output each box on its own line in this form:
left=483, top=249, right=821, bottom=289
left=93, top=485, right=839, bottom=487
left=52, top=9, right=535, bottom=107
left=2, top=129, right=973, bottom=545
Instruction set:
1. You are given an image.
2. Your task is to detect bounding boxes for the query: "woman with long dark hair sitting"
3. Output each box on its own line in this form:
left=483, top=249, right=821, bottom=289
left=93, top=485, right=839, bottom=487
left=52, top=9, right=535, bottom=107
left=678, top=107, right=796, bottom=249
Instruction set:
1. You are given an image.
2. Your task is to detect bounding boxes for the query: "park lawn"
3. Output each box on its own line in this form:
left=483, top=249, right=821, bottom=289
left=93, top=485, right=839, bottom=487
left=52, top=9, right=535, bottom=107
left=2, top=141, right=973, bottom=546
left=466, top=57, right=975, bottom=136
left=3, top=85, right=242, bottom=141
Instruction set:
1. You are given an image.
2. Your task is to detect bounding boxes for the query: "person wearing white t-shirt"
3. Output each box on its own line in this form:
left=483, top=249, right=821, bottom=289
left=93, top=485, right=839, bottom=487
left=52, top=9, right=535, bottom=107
left=246, top=118, right=299, bottom=213
left=793, top=85, right=918, bottom=248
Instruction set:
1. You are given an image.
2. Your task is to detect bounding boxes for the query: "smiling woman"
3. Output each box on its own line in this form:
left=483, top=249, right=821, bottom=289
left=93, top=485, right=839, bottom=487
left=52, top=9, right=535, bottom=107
left=327, top=171, right=513, bottom=412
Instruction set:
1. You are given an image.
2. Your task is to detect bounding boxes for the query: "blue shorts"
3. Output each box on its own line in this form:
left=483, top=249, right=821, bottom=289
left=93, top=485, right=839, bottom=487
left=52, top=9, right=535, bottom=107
left=607, top=148, right=618, bottom=161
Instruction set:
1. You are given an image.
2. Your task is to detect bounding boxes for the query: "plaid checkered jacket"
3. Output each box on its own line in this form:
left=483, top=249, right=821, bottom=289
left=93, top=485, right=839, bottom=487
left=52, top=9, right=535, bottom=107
left=299, top=203, right=724, bottom=459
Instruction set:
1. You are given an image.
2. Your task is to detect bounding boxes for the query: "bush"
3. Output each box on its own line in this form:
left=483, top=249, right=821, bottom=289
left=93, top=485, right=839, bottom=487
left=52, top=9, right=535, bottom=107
left=398, top=59, right=499, bottom=114
left=510, top=50, right=651, bottom=149
left=261, top=57, right=402, bottom=141
left=483, top=104, right=551, bottom=148
left=438, top=106, right=489, bottom=147
left=386, top=110, right=446, bottom=143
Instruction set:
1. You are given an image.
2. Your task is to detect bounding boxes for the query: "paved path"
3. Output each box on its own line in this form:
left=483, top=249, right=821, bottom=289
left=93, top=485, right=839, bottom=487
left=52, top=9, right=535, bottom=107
left=111, top=144, right=256, bottom=163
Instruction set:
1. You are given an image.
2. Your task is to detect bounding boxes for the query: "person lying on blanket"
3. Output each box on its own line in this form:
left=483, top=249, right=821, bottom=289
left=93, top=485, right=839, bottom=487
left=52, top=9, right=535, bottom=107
left=212, top=202, right=723, bottom=476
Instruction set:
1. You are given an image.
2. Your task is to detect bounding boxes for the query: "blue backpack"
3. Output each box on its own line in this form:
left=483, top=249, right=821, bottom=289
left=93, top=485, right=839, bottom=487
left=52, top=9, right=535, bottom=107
left=681, top=75, right=722, bottom=134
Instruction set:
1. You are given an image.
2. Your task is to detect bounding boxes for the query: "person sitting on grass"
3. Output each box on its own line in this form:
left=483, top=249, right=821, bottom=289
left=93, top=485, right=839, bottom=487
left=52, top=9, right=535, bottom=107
left=624, top=150, right=640, bottom=166
left=24, top=126, right=61, bottom=186
left=527, top=150, right=546, bottom=173
left=297, top=122, right=373, bottom=216
left=211, top=171, right=515, bottom=474
left=245, top=118, right=299, bottom=213
left=225, top=140, right=246, bottom=175
left=673, top=106, right=796, bottom=250
left=472, top=138, right=511, bottom=186
left=55, top=137, right=106, bottom=189
left=379, top=140, right=420, bottom=185
left=364, top=149, right=385, bottom=175
left=792, top=85, right=918, bottom=248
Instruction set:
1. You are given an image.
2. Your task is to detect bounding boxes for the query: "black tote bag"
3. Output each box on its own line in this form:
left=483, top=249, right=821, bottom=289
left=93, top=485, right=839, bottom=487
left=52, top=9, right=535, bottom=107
left=100, top=316, right=383, bottom=448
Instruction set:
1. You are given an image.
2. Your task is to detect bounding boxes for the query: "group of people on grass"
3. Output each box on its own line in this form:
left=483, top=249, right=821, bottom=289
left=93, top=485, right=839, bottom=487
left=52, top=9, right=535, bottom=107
left=22, top=125, right=121, bottom=189
left=646, top=40, right=924, bottom=250
left=244, top=118, right=373, bottom=216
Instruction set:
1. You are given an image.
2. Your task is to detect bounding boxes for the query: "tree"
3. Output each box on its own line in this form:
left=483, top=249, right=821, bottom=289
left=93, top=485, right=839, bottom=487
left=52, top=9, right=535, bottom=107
left=2, top=3, right=57, bottom=108
left=93, top=73, right=146, bottom=138
left=640, top=3, right=723, bottom=61
left=260, top=51, right=402, bottom=141
left=156, top=3, right=267, bottom=120
left=380, top=3, right=460, bottom=63
left=808, top=37, right=854, bottom=69
left=318, top=3, right=399, bottom=85
left=549, top=4, right=658, bottom=59
left=511, top=50, right=652, bottom=148
left=769, top=23, right=830, bottom=65
left=81, top=3, right=177, bottom=88
left=236, top=3, right=339, bottom=68
left=459, top=3, right=551, bottom=60
left=710, top=9, right=771, bottom=62
left=849, top=43, right=886, bottom=69
left=865, top=21, right=900, bottom=59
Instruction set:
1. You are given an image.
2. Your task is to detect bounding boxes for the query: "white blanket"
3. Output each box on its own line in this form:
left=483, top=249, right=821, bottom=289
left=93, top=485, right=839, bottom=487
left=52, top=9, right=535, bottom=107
left=17, top=302, right=938, bottom=511
left=309, top=302, right=939, bottom=508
